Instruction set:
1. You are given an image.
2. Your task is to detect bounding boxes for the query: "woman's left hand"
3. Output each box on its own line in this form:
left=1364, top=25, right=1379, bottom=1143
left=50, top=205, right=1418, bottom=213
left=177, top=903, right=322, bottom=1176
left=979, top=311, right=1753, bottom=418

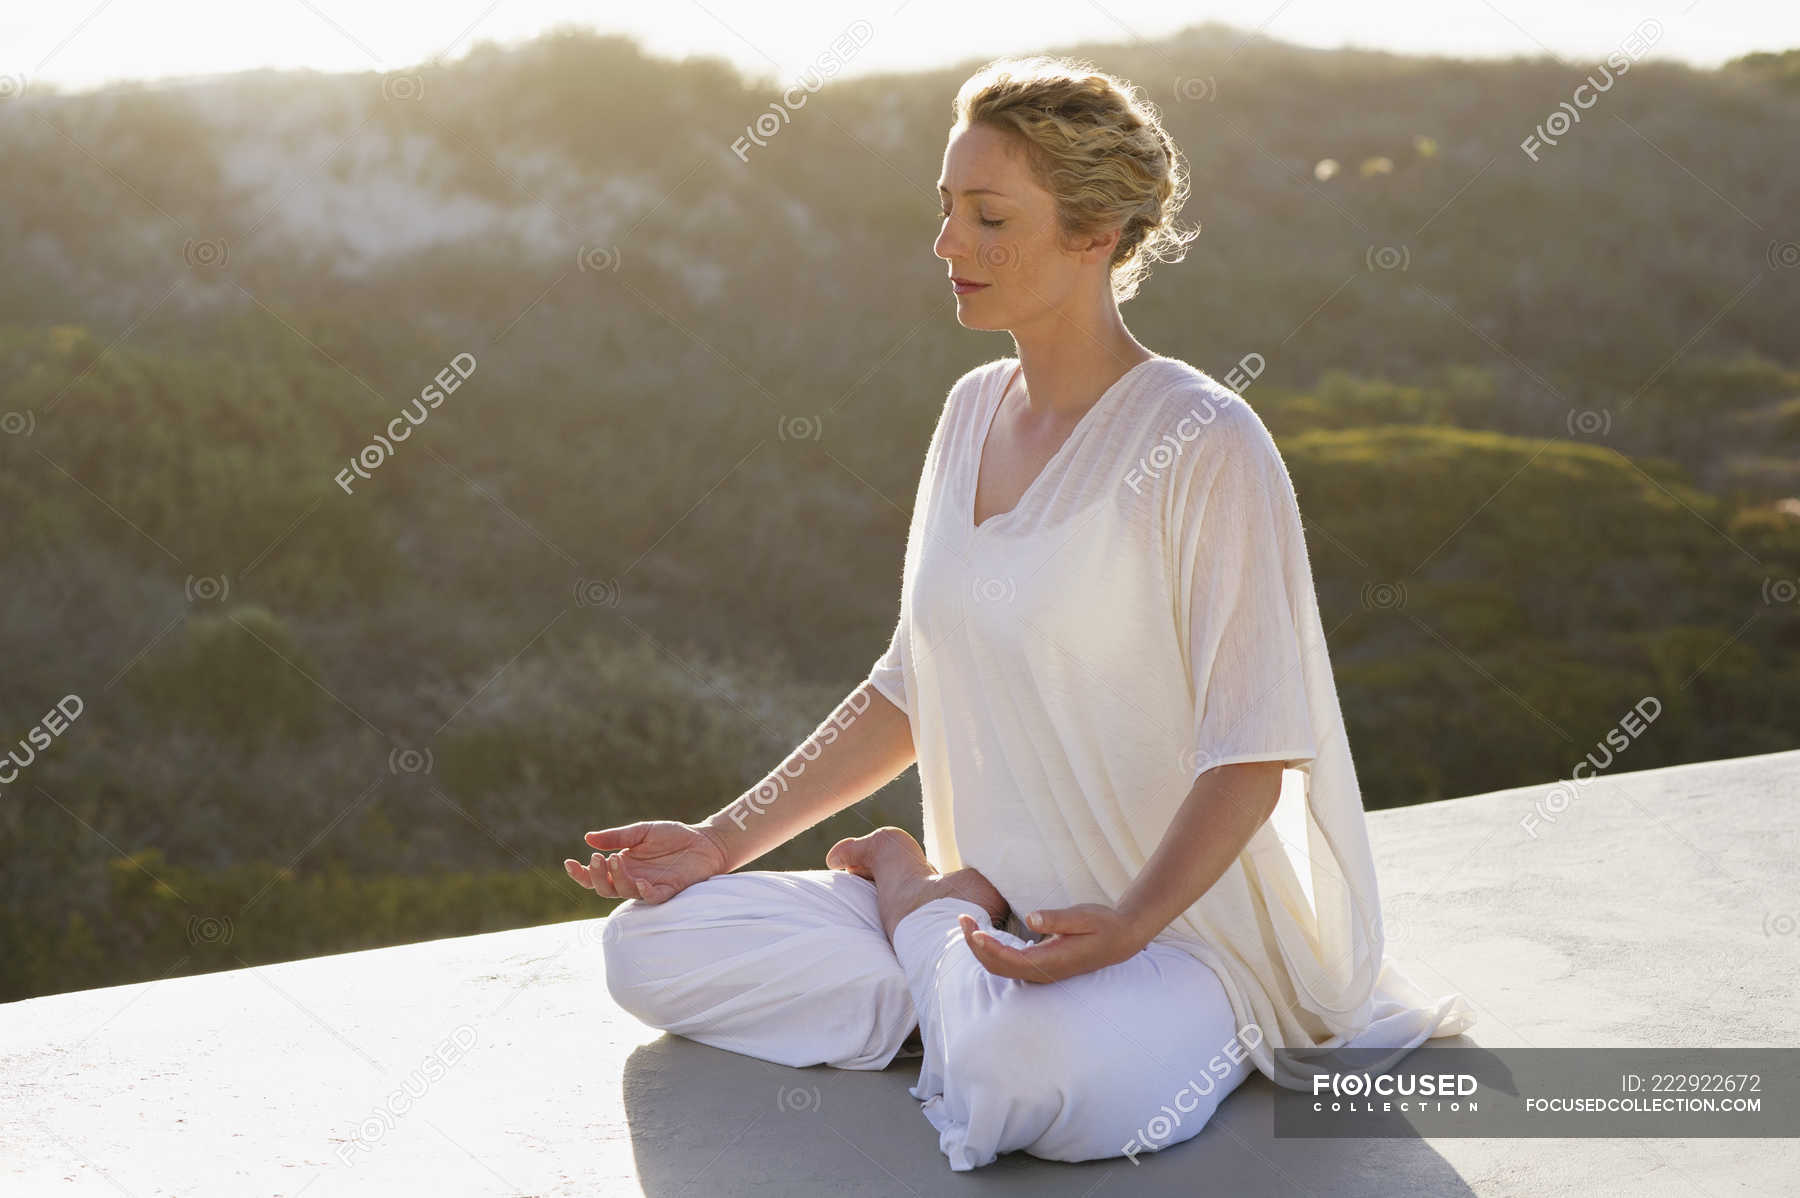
left=957, top=903, right=1149, bottom=983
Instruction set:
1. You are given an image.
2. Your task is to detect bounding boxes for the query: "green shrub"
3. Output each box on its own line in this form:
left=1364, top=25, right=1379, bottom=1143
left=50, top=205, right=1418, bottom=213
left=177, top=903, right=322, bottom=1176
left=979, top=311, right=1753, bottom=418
left=127, top=605, right=328, bottom=746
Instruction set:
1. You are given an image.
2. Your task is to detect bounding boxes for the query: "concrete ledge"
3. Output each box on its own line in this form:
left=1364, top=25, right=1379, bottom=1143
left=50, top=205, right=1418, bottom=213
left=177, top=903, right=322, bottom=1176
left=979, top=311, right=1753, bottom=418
left=4, top=749, right=1798, bottom=1195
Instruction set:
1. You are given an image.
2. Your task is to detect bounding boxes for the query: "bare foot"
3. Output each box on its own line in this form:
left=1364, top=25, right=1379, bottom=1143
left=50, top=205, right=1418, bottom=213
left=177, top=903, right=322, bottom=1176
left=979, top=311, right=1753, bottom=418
left=826, top=824, right=929, bottom=880
left=827, top=826, right=1010, bottom=942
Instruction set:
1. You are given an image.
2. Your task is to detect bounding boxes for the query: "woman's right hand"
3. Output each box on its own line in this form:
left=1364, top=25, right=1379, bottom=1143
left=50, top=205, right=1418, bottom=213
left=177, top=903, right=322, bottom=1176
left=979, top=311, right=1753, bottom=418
left=564, top=819, right=730, bottom=904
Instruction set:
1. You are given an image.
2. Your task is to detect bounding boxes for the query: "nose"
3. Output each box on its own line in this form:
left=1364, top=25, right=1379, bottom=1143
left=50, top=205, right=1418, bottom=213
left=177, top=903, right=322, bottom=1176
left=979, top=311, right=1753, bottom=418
left=934, top=212, right=967, bottom=263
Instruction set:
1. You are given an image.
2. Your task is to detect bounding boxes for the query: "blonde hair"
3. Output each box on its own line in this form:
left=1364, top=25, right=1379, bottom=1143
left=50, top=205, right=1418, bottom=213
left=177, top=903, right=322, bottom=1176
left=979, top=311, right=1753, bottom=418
left=951, top=54, right=1197, bottom=303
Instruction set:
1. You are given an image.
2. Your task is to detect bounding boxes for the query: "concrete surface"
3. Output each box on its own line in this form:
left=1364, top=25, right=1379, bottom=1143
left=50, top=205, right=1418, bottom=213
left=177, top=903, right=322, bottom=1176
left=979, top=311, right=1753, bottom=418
left=3, top=748, right=1797, bottom=1196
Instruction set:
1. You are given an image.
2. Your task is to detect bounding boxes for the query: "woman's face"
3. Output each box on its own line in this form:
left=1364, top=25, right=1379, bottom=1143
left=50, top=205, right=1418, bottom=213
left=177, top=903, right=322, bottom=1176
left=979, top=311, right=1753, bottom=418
left=934, top=121, right=1115, bottom=331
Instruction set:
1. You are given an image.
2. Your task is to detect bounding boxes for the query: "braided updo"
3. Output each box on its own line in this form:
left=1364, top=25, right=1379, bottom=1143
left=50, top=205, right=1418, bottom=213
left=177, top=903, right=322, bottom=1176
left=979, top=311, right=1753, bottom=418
left=951, top=54, right=1198, bottom=303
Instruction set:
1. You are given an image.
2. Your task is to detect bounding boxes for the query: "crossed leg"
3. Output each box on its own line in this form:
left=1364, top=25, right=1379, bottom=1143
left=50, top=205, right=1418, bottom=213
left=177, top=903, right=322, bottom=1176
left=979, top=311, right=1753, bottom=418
left=889, top=890, right=1253, bottom=1169
left=598, top=829, right=1254, bottom=1171
left=600, top=865, right=919, bottom=1070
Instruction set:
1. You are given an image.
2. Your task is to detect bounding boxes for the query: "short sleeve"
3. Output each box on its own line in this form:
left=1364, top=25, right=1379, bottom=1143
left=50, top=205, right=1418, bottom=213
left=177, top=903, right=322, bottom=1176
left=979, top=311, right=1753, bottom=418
left=867, top=612, right=911, bottom=717
left=1174, top=405, right=1320, bottom=781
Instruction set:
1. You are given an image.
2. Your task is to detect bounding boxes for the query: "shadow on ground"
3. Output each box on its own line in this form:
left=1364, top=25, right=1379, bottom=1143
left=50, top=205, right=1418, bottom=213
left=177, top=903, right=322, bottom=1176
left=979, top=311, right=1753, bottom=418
left=619, top=1031, right=1480, bottom=1196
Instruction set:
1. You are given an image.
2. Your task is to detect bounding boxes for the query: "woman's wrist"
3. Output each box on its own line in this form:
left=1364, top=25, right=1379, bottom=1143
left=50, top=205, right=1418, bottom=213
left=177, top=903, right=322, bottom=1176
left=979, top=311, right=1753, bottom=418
left=693, top=814, right=743, bottom=873
left=1114, top=892, right=1167, bottom=952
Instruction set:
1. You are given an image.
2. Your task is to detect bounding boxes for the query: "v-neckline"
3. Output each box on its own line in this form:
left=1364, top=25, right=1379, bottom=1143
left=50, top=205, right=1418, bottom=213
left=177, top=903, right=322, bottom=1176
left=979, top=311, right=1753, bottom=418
left=968, top=355, right=1164, bottom=533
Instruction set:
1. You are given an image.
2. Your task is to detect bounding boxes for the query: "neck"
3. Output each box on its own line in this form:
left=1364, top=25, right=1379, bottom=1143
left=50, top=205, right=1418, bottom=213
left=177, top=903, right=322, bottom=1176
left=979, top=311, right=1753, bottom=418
left=1007, top=297, right=1154, bottom=418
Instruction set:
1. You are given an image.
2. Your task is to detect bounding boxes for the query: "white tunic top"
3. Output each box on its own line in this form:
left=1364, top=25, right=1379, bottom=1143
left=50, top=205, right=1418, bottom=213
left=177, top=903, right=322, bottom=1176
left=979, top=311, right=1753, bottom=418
left=868, top=354, right=1475, bottom=1090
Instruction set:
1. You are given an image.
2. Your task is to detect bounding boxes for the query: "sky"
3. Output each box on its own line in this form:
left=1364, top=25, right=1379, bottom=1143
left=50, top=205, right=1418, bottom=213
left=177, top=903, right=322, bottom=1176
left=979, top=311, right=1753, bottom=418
left=4, top=0, right=1795, bottom=96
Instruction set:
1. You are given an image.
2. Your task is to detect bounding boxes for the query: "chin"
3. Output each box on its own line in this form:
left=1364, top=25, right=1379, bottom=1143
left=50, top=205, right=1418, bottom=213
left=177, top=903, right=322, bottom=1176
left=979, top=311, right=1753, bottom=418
left=953, top=301, right=1003, bottom=332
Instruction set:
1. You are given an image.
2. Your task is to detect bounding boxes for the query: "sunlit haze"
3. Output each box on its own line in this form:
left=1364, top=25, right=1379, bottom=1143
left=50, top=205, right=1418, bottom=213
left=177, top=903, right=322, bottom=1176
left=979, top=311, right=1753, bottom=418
left=6, top=0, right=1797, bottom=95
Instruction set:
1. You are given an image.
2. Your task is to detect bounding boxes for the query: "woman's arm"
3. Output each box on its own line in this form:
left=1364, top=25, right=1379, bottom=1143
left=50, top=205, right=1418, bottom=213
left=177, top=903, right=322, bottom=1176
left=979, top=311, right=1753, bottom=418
left=956, top=759, right=1284, bottom=982
left=1114, top=759, right=1284, bottom=939
left=694, top=682, right=918, bottom=872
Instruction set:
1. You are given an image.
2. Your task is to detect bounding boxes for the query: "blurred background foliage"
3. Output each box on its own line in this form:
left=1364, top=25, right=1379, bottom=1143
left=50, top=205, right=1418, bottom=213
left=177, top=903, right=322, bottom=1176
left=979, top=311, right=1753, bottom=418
left=3, top=25, right=1798, bottom=1000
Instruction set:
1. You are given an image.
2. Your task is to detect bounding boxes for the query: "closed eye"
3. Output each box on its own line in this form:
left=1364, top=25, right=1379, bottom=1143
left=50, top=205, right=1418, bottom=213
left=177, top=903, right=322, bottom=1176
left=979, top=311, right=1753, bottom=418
left=935, top=205, right=1005, bottom=229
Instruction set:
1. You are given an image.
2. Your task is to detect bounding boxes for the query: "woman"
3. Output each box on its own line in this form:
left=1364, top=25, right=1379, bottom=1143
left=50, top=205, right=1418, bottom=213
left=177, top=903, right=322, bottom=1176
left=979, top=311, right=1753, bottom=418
left=566, top=54, right=1475, bottom=1172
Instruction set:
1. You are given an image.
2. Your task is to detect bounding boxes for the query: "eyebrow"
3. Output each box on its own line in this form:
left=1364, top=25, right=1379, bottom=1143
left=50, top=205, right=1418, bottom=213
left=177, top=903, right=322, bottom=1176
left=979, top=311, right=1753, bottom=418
left=936, top=183, right=1010, bottom=198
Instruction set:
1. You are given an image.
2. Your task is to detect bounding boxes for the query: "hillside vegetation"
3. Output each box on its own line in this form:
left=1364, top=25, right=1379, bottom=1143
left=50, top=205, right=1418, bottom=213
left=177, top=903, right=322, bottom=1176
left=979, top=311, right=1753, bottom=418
left=2, top=26, right=1797, bottom=999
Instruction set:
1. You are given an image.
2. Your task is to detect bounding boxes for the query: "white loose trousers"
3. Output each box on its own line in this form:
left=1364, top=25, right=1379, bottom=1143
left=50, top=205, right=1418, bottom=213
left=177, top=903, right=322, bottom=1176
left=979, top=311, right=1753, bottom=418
left=601, top=868, right=1254, bottom=1171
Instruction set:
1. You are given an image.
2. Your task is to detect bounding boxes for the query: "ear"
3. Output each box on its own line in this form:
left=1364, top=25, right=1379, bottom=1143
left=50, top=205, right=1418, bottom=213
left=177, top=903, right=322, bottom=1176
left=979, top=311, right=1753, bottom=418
left=1072, top=223, right=1121, bottom=264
